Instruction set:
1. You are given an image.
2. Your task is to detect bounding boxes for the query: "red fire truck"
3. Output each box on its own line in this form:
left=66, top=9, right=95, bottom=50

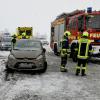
left=50, top=10, right=85, bottom=55
left=50, top=8, right=100, bottom=59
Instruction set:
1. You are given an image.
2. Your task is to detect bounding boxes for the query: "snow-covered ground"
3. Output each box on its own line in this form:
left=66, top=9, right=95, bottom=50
left=0, top=51, right=10, bottom=57
left=0, top=47, right=100, bottom=100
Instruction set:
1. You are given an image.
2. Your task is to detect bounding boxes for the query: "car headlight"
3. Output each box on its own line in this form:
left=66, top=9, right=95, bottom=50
left=1, top=44, right=4, bottom=46
left=8, top=54, right=16, bottom=60
left=36, top=55, right=43, bottom=60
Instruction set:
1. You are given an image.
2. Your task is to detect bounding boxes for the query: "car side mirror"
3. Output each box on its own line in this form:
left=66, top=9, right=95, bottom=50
left=43, top=48, right=46, bottom=53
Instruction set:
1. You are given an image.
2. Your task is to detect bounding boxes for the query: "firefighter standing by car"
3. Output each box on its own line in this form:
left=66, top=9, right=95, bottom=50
left=11, top=34, right=17, bottom=48
left=60, top=31, right=71, bottom=72
left=75, top=31, right=92, bottom=76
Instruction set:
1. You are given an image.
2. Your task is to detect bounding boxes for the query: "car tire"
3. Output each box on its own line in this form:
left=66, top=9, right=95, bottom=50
left=40, top=61, right=47, bottom=73
left=6, top=65, right=12, bottom=72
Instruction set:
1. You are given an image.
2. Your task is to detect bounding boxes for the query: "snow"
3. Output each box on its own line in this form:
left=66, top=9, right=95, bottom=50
left=3, top=72, right=99, bottom=100
left=5, top=73, right=64, bottom=99
left=0, top=49, right=100, bottom=100
left=0, top=51, right=10, bottom=57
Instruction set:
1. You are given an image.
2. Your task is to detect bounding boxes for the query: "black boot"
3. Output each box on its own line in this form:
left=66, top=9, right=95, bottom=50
left=60, top=66, right=67, bottom=72
left=81, top=69, right=86, bottom=76
left=75, top=69, right=80, bottom=76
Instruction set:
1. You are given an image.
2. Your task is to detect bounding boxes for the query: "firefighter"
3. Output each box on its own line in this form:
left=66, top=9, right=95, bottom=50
left=70, top=41, right=78, bottom=62
left=26, top=35, right=30, bottom=39
left=17, top=33, right=22, bottom=39
left=75, top=31, right=92, bottom=76
left=11, top=34, right=17, bottom=48
left=60, top=31, right=71, bottom=72
left=22, top=32, right=26, bottom=39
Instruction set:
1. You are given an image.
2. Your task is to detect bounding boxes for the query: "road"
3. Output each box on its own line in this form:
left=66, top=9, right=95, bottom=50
left=0, top=47, right=100, bottom=100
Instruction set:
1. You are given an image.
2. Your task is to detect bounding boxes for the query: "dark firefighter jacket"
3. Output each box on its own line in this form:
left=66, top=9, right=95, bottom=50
left=61, top=37, right=69, bottom=49
left=11, top=38, right=16, bottom=44
left=60, top=36, right=69, bottom=57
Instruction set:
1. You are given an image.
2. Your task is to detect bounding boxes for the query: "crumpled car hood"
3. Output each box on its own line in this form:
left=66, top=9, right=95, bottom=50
left=11, top=50, right=42, bottom=58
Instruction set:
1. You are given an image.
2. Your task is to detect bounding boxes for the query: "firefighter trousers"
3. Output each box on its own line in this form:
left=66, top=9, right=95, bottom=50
left=61, top=55, right=67, bottom=67
left=77, top=58, right=87, bottom=67
left=76, top=58, right=88, bottom=75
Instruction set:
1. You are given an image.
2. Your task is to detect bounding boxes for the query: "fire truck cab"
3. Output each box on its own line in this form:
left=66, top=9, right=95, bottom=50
left=67, top=8, right=100, bottom=60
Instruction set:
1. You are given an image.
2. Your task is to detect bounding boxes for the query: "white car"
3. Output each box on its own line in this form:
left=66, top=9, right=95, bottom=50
left=0, top=37, right=12, bottom=50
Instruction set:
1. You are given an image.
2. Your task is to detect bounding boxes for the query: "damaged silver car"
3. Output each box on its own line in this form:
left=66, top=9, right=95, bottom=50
left=6, top=39, right=47, bottom=72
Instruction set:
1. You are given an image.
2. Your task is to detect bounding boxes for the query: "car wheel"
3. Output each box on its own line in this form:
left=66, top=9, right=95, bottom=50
left=40, top=61, right=47, bottom=73
left=6, top=65, right=12, bottom=72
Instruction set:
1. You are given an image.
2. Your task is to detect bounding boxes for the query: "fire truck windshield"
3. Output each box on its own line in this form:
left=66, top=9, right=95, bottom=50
left=86, top=15, right=100, bottom=29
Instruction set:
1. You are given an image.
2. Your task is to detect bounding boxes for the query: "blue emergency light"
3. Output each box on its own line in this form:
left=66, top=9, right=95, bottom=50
left=87, top=7, right=92, bottom=13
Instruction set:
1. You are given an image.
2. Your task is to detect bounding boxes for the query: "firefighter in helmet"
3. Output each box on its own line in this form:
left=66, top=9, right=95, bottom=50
left=17, top=33, right=22, bottom=39
left=11, top=34, right=17, bottom=48
left=22, top=32, right=26, bottom=39
left=75, top=31, right=92, bottom=76
left=60, top=31, right=71, bottom=72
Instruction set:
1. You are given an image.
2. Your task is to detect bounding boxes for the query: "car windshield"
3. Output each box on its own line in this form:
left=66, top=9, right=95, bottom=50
left=2, top=37, right=12, bottom=42
left=86, top=14, right=100, bottom=29
left=4, top=33, right=10, bottom=35
left=14, top=40, right=42, bottom=50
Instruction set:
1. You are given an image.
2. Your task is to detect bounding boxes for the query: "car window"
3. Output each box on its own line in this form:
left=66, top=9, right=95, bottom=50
left=14, top=40, right=42, bottom=50
left=2, top=37, right=12, bottom=42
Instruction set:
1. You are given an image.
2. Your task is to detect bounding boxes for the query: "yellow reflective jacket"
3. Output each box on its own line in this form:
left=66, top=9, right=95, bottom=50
left=77, top=38, right=92, bottom=59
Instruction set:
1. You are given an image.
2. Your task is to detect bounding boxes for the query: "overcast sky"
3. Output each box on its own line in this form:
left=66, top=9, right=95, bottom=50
left=0, top=0, right=99, bottom=38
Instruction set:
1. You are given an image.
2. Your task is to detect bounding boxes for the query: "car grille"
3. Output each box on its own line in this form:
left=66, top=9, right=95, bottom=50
left=5, top=44, right=11, bottom=47
left=17, top=58, right=35, bottom=60
left=14, top=62, right=36, bottom=69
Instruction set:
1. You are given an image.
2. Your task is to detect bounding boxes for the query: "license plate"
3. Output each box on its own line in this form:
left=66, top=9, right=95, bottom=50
left=19, top=63, right=33, bottom=68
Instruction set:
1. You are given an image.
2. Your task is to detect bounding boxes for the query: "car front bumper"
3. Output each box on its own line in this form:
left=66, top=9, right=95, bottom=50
left=1, top=46, right=11, bottom=50
left=7, top=58, right=45, bottom=71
